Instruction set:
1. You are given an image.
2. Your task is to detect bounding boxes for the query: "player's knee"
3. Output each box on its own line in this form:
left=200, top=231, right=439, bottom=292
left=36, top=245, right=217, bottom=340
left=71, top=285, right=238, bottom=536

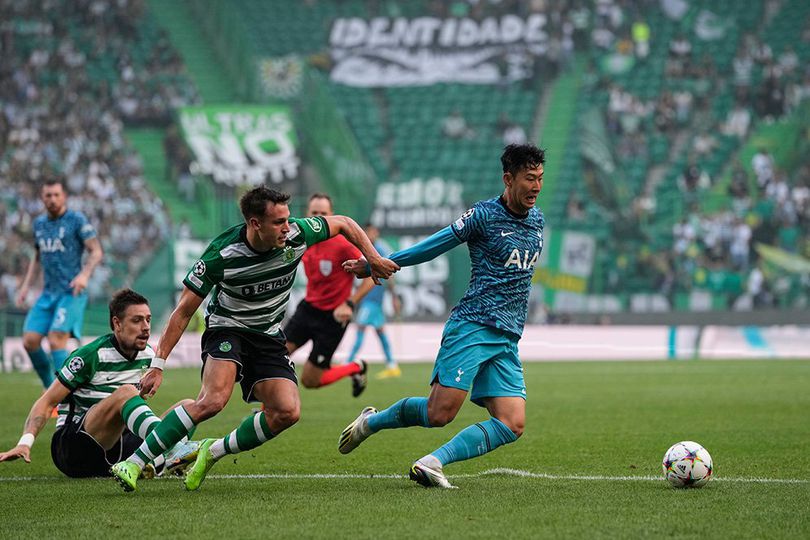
left=114, top=384, right=139, bottom=399
left=301, top=376, right=320, bottom=389
left=427, top=407, right=457, bottom=427
left=499, top=417, right=524, bottom=438
left=193, top=395, right=228, bottom=420
left=22, top=335, right=41, bottom=351
left=265, top=405, right=299, bottom=430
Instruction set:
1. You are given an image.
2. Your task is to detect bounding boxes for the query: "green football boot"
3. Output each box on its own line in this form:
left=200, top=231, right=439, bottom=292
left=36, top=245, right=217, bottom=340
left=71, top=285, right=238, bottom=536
left=110, top=460, right=141, bottom=492
left=183, top=438, right=218, bottom=491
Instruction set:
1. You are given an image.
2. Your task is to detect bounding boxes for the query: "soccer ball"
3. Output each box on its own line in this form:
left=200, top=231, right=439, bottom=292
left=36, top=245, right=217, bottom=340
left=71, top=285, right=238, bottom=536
left=662, top=441, right=713, bottom=488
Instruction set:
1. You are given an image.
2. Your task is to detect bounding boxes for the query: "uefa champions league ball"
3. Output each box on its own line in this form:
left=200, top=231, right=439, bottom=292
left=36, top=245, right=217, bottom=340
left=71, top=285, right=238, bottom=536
left=662, top=441, right=714, bottom=488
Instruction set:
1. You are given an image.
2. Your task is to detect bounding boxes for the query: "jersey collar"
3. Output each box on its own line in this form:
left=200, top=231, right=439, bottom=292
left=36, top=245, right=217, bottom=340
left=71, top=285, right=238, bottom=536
left=110, top=335, right=139, bottom=362
left=498, top=195, right=529, bottom=219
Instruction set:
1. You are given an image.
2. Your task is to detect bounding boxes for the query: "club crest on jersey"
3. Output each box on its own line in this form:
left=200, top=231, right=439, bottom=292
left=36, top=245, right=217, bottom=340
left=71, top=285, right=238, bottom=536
left=68, top=357, right=84, bottom=373
left=219, top=341, right=232, bottom=353
left=319, top=260, right=333, bottom=276
left=504, top=249, right=539, bottom=270
left=284, top=246, right=295, bottom=261
left=304, top=217, right=323, bottom=232
left=193, top=260, right=206, bottom=276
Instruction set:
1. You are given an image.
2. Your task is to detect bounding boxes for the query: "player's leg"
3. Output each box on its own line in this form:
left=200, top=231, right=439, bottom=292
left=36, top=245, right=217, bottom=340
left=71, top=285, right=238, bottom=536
left=412, top=334, right=525, bottom=488
left=48, top=293, right=88, bottom=371
left=22, top=293, right=55, bottom=387
left=346, top=324, right=367, bottom=363
left=374, top=324, right=400, bottom=378
left=203, top=379, right=300, bottom=466
left=46, top=331, right=70, bottom=374
left=111, top=353, right=236, bottom=491
left=339, top=319, right=482, bottom=454
left=22, top=331, right=52, bottom=387
left=185, top=335, right=298, bottom=491
left=301, top=315, right=365, bottom=394
left=83, top=384, right=153, bottom=448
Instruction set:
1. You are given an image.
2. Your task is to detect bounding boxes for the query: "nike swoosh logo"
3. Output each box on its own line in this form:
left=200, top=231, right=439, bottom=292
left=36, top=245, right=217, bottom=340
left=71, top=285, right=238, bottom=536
left=500, top=231, right=515, bottom=237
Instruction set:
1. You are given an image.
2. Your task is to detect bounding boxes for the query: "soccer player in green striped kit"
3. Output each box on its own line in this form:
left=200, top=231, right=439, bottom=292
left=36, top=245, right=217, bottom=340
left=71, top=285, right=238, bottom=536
left=0, top=289, right=197, bottom=478
left=110, top=187, right=398, bottom=491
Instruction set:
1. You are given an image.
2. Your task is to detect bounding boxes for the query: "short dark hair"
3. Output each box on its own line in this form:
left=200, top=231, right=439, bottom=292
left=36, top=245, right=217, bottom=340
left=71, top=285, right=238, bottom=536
left=109, top=289, right=149, bottom=330
left=501, top=144, right=545, bottom=177
left=239, top=187, right=291, bottom=220
left=40, top=178, right=66, bottom=193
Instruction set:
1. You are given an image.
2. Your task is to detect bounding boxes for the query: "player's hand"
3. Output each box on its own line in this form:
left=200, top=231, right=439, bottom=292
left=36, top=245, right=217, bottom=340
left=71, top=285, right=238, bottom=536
left=333, top=303, right=353, bottom=325
left=342, top=258, right=371, bottom=278
left=0, top=445, right=32, bottom=463
left=367, top=256, right=399, bottom=284
left=69, top=273, right=89, bottom=296
left=139, top=368, right=164, bottom=398
left=14, top=288, right=29, bottom=309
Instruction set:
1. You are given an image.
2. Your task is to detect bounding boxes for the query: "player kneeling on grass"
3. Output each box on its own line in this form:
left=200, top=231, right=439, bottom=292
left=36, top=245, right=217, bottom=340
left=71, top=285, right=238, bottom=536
left=0, top=289, right=199, bottom=478
left=339, top=144, right=545, bottom=488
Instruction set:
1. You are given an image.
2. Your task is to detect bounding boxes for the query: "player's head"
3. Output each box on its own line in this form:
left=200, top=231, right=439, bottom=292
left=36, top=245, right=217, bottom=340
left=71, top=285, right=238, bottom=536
left=240, top=186, right=291, bottom=249
left=501, top=144, right=545, bottom=213
left=307, top=193, right=333, bottom=217
left=40, top=179, right=68, bottom=218
left=109, top=289, right=151, bottom=353
left=364, top=222, right=380, bottom=242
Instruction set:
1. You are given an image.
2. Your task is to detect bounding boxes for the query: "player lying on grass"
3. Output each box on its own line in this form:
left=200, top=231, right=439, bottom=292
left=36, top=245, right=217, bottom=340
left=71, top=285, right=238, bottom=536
left=110, top=187, right=398, bottom=492
left=0, top=289, right=198, bottom=478
left=339, top=144, right=545, bottom=488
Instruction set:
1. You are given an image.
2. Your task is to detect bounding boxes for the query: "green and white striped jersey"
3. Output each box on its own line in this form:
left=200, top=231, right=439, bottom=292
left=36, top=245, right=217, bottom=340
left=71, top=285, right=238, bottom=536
left=183, top=216, right=330, bottom=336
left=55, top=334, right=155, bottom=429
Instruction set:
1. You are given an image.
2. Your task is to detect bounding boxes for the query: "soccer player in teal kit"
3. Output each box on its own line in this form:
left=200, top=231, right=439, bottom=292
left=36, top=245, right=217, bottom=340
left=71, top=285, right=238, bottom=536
left=16, top=179, right=103, bottom=389
left=339, top=144, right=545, bottom=488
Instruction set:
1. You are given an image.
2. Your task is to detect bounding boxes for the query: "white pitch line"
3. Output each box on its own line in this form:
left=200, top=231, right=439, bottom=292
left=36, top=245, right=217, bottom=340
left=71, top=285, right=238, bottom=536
left=0, top=468, right=807, bottom=484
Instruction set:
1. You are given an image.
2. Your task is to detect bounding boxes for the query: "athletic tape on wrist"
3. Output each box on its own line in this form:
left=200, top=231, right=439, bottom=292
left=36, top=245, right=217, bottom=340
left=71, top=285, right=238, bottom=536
left=150, top=357, right=166, bottom=371
left=18, top=433, right=35, bottom=448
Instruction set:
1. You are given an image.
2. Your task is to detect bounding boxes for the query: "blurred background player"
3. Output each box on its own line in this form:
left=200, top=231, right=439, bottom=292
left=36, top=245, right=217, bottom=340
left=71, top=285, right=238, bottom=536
left=0, top=289, right=197, bottom=478
left=110, top=188, right=397, bottom=492
left=15, top=179, right=103, bottom=390
left=339, top=144, right=545, bottom=489
left=284, top=193, right=377, bottom=397
left=346, top=223, right=402, bottom=379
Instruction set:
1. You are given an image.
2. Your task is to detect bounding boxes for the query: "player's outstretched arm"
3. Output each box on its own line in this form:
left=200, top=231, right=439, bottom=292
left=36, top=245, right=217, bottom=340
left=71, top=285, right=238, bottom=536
left=0, top=381, right=70, bottom=463
left=324, top=215, right=399, bottom=282
left=70, top=237, right=103, bottom=296
left=140, top=286, right=203, bottom=398
left=389, top=226, right=462, bottom=267
left=343, top=226, right=462, bottom=278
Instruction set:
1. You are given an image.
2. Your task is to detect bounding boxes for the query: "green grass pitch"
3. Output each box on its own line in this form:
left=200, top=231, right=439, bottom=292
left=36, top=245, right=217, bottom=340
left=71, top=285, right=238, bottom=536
left=1, top=360, right=808, bottom=539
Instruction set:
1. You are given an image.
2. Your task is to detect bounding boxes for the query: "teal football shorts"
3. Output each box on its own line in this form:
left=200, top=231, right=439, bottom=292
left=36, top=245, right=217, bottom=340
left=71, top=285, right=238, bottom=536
left=430, top=318, right=526, bottom=406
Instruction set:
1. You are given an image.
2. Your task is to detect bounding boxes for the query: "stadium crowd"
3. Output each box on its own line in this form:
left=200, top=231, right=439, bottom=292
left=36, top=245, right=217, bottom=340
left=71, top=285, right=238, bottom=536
left=0, top=0, right=199, bottom=306
left=585, top=0, right=810, bottom=309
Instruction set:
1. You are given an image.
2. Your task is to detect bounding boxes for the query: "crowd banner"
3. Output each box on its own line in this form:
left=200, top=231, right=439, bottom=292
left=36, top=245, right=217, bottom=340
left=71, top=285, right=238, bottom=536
left=179, top=105, right=299, bottom=186
left=329, top=15, right=549, bottom=87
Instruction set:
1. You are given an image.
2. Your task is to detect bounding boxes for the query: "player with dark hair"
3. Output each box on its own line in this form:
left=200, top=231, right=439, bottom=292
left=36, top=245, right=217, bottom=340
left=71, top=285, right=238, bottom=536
left=284, top=193, right=376, bottom=397
left=0, top=289, right=197, bottom=478
left=339, top=144, right=545, bottom=488
left=15, top=179, right=103, bottom=389
left=110, top=187, right=398, bottom=492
